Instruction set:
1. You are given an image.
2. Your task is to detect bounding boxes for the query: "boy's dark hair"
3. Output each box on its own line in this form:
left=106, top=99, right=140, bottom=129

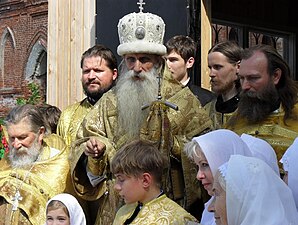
left=111, top=139, right=167, bottom=187
left=165, top=35, right=197, bottom=62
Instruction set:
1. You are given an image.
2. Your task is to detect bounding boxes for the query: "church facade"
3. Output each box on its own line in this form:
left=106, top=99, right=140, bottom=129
left=0, top=0, right=48, bottom=117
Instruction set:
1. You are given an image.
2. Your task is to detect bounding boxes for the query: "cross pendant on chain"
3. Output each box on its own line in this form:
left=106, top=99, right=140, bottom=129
left=11, top=190, right=23, bottom=211
left=156, top=73, right=162, bottom=100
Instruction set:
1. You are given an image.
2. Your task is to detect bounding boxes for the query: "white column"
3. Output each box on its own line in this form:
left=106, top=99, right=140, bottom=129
left=47, top=0, right=96, bottom=110
left=201, top=0, right=212, bottom=90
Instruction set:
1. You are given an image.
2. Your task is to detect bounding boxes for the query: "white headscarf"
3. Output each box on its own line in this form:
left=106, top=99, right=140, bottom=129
left=240, top=133, right=279, bottom=175
left=192, top=129, right=252, bottom=225
left=192, top=129, right=252, bottom=176
left=281, top=137, right=298, bottom=211
left=219, top=155, right=298, bottom=225
left=45, top=193, right=86, bottom=225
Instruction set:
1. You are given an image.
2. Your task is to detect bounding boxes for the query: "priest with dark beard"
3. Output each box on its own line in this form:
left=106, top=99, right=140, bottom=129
left=70, top=3, right=212, bottom=225
left=226, top=44, right=298, bottom=164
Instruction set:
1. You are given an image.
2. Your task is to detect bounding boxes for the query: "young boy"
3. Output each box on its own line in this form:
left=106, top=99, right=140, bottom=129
left=111, top=139, right=199, bottom=225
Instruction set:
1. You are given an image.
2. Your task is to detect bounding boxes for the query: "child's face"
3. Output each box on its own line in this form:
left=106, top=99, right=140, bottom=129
left=46, top=208, right=70, bottom=225
left=114, top=173, right=145, bottom=204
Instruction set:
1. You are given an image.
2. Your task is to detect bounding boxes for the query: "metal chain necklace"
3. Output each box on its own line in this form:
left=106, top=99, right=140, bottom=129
left=11, top=151, right=43, bottom=212
left=11, top=163, right=36, bottom=211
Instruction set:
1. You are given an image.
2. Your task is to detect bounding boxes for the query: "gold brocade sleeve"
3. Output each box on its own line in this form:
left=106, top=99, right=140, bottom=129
left=87, top=155, right=108, bottom=176
left=70, top=91, right=118, bottom=201
left=165, top=85, right=213, bottom=157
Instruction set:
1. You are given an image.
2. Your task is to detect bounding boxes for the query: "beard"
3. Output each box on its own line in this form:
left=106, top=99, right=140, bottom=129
left=237, top=82, right=280, bottom=123
left=8, top=135, right=42, bottom=169
left=82, top=81, right=108, bottom=100
left=115, top=65, right=159, bottom=139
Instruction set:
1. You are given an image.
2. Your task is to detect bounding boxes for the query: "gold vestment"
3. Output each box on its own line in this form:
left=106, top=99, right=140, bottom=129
left=57, top=98, right=93, bottom=147
left=112, top=194, right=199, bottom=225
left=204, top=99, right=234, bottom=129
left=0, top=134, right=70, bottom=225
left=226, top=104, right=298, bottom=162
left=71, top=66, right=213, bottom=224
left=57, top=98, right=95, bottom=223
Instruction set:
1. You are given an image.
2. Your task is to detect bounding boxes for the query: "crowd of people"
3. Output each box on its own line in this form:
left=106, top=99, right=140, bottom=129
left=1, top=1, right=298, bottom=225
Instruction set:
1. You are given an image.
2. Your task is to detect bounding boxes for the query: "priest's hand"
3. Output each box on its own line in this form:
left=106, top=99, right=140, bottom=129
left=85, top=137, right=106, bottom=158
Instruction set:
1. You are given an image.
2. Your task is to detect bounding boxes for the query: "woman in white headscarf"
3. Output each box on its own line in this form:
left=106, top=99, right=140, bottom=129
left=240, top=133, right=279, bottom=175
left=45, top=193, right=86, bottom=225
left=280, top=137, right=298, bottom=211
left=210, top=155, right=298, bottom=225
left=184, top=129, right=252, bottom=225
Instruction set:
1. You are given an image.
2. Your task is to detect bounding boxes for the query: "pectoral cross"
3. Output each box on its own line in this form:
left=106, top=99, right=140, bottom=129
left=137, top=0, right=145, bottom=12
left=156, top=73, right=162, bottom=101
left=11, top=190, right=23, bottom=211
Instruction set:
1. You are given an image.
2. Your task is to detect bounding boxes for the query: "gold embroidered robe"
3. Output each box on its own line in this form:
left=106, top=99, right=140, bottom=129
left=204, top=99, right=234, bottom=129
left=70, top=66, right=213, bottom=224
left=57, top=98, right=98, bottom=224
left=112, top=195, right=199, bottom=225
left=0, top=134, right=70, bottom=225
left=57, top=98, right=94, bottom=147
left=226, top=103, right=298, bottom=162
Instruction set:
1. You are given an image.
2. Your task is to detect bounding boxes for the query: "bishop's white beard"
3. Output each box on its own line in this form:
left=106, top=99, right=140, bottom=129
left=8, top=135, right=42, bottom=169
left=115, top=66, right=159, bottom=139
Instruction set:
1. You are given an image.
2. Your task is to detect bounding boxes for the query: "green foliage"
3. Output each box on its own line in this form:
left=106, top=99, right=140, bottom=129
left=0, top=124, right=8, bottom=160
left=17, top=82, right=42, bottom=105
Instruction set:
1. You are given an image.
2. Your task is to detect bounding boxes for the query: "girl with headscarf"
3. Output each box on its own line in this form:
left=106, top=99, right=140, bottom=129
left=45, top=193, right=86, bottom=225
left=280, top=137, right=298, bottom=211
left=210, top=155, right=298, bottom=225
left=184, top=129, right=252, bottom=225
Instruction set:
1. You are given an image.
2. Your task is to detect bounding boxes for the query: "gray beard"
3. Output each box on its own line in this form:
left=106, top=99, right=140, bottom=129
left=115, top=67, right=159, bottom=139
left=8, top=136, right=42, bottom=169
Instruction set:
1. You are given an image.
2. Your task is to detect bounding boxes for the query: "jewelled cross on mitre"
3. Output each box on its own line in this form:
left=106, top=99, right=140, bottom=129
left=137, top=0, right=145, bottom=12
left=11, top=190, right=23, bottom=211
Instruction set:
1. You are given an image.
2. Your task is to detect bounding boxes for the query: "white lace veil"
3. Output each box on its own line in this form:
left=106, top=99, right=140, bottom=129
left=45, top=193, right=86, bottom=225
left=281, top=137, right=298, bottom=211
left=219, top=155, right=298, bottom=225
left=192, top=129, right=252, bottom=225
left=240, top=133, right=279, bottom=175
left=192, top=129, right=252, bottom=176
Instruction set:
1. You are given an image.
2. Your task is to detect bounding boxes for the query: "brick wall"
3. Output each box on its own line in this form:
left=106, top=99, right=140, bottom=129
left=0, top=0, right=48, bottom=118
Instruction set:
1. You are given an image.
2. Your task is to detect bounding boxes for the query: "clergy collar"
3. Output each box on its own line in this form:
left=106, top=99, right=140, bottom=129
left=87, top=94, right=103, bottom=105
left=216, top=93, right=240, bottom=114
